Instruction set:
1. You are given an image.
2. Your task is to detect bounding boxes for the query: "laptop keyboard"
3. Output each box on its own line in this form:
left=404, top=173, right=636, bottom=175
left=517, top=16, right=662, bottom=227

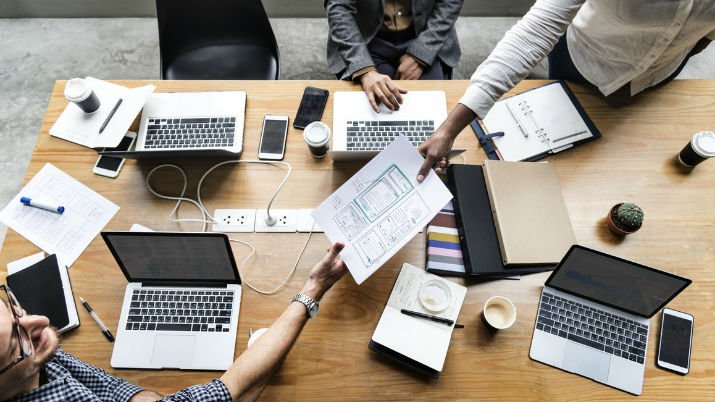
left=345, top=120, right=434, bottom=150
left=125, top=289, right=234, bottom=333
left=144, top=117, right=235, bottom=149
left=536, top=291, right=648, bottom=364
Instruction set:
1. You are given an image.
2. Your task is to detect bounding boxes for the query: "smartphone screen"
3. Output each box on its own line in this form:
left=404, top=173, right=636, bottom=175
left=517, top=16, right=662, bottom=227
left=97, top=134, right=135, bottom=171
left=659, top=312, right=693, bottom=371
left=259, top=117, right=288, bottom=159
left=294, top=87, right=329, bottom=129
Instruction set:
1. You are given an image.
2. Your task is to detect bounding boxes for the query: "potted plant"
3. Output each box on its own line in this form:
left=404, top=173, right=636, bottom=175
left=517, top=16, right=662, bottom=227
left=607, top=203, right=644, bottom=236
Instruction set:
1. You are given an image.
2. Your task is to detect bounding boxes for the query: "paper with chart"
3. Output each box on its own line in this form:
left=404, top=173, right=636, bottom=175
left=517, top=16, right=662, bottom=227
left=0, top=163, right=119, bottom=267
left=312, top=136, right=452, bottom=284
left=50, top=77, right=155, bottom=148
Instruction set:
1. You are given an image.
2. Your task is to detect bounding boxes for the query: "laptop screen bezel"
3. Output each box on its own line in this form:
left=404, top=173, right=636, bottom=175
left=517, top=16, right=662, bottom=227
left=545, top=245, right=691, bottom=318
left=101, top=231, right=242, bottom=285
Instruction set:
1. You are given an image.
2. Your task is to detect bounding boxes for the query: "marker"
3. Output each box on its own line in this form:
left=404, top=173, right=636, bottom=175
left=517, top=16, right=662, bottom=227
left=98, top=98, right=123, bottom=134
left=400, top=309, right=454, bottom=326
left=20, top=197, right=65, bottom=214
left=80, top=297, right=115, bottom=342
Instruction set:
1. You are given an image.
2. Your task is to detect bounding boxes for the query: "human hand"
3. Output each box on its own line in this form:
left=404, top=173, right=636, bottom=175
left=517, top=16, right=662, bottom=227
left=360, top=71, right=408, bottom=113
left=300, top=243, right=348, bottom=300
left=395, top=54, right=424, bottom=80
left=417, top=128, right=454, bottom=182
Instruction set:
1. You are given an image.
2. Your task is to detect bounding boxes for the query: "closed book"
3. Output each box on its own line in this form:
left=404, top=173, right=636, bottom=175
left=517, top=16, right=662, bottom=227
left=482, top=160, right=576, bottom=265
left=448, top=164, right=554, bottom=275
left=6, top=254, right=79, bottom=333
left=425, top=201, right=467, bottom=276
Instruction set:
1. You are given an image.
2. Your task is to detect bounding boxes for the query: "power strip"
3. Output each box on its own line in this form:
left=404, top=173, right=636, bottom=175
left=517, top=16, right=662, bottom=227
left=212, top=209, right=323, bottom=233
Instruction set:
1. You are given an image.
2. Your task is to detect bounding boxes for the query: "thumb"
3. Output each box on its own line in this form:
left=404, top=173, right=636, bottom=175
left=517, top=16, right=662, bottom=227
left=327, top=242, right=345, bottom=259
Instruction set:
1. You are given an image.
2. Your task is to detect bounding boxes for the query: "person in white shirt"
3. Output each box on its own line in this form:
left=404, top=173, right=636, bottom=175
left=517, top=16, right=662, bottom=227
left=416, top=0, right=715, bottom=181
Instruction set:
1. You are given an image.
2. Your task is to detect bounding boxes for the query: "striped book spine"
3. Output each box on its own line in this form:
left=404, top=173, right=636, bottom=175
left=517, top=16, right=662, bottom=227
left=426, top=201, right=466, bottom=275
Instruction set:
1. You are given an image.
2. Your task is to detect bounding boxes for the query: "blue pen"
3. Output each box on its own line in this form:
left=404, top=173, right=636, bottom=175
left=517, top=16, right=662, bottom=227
left=20, top=197, right=65, bottom=214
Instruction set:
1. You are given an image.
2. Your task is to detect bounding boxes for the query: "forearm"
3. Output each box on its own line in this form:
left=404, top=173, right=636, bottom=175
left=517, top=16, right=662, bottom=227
left=326, top=0, right=375, bottom=77
left=220, top=302, right=308, bottom=401
left=440, top=104, right=477, bottom=141
left=459, top=0, right=584, bottom=118
left=407, top=0, right=463, bottom=65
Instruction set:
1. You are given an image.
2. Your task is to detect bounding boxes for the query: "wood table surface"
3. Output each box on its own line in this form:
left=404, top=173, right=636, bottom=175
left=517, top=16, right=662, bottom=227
left=1, top=79, right=713, bottom=401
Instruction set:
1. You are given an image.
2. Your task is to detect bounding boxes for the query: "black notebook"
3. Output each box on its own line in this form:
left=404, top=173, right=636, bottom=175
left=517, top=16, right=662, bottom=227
left=6, top=254, right=79, bottom=333
left=447, top=164, right=555, bottom=276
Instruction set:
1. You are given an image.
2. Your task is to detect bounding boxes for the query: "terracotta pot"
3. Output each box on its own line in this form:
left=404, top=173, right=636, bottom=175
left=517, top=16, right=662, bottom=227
left=607, top=203, right=638, bottom=236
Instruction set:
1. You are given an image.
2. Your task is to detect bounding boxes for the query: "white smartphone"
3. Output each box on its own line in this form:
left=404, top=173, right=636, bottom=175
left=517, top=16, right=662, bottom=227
left=656, top=308, right=694, bottom=375
left=93, top=131, right=137, bottom=178
left=258, top=115, right=289, bottom=160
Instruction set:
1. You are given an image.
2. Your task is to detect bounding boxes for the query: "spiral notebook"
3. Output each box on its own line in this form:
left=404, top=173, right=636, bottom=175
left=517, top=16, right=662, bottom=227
left=475, top=81, right=601, bottom=161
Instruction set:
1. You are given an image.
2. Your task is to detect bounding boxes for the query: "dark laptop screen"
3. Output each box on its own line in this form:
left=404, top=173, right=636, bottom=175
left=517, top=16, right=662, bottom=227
left=102, top=232, right=240, bottom=283
left=546, top=246, right=690, bottom=317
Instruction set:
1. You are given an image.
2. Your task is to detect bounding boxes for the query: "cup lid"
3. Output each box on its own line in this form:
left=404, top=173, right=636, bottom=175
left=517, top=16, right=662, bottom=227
left=64, top=78, right=92, bottom=102
left=692, top=131, right=715, bottom=157
left=304, top=121, right=330, bottom=146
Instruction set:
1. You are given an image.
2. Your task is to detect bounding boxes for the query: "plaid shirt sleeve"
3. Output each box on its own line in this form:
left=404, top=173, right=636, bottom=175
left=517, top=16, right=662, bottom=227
left=158, top=379, right=232, bottom=402
left=52, top=349, right=142, bottom=402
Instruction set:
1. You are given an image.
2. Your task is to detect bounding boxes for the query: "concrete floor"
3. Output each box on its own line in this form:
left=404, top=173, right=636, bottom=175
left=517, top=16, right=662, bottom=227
left=1, top=17, right=714, bottom=249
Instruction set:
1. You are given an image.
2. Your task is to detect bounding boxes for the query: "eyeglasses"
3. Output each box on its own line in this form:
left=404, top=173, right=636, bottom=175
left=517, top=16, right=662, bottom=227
left=0, top=285, right=33, bottom=375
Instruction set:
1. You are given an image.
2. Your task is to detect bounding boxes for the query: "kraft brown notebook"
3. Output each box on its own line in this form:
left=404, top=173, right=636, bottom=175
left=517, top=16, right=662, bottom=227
left=482, top=160, right=576, bottom=265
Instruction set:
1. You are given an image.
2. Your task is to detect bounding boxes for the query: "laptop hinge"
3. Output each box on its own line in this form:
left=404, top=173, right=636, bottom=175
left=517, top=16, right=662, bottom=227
left=140, top=281, right=229, bottom=288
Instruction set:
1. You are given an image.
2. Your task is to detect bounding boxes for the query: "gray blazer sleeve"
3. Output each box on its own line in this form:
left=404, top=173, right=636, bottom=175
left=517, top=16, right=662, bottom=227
left=325, top=0, right=378, bottom=79
left=407, top=0, right=463, bottom=66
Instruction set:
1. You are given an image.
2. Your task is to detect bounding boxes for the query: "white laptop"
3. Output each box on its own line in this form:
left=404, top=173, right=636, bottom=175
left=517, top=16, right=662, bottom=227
left=530, top=245, right=690, bottom=395
left=102, top=231, right=243, bottom=370
left=100, top=91, right=246, bottom=159
left=331, top=91, right=447, bottom=161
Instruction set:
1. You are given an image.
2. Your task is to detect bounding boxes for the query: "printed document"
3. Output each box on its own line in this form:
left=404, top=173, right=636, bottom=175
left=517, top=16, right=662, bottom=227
left=0, top=163, right=119, bottom=267
left=312, top=136, right=452, bottom=284
left=50, top=77, right=155, bottom=148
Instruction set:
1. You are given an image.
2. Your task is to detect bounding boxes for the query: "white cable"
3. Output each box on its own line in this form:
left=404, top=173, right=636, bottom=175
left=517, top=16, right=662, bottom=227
left=145, top=159, right=307, bottom=295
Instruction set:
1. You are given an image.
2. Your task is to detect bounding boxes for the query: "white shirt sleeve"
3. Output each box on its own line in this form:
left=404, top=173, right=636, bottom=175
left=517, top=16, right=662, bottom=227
left=459, top=0, right=585, bottom=119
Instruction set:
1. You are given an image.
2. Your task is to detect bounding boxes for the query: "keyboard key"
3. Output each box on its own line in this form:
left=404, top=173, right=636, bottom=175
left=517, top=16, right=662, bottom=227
left=156, top=323, right=191, bottom=331
left=567, top=333, right=605, bottom=351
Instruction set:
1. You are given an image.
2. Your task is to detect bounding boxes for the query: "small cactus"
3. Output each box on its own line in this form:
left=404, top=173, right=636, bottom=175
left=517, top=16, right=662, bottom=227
left=614, top=203, right=644, bottom=232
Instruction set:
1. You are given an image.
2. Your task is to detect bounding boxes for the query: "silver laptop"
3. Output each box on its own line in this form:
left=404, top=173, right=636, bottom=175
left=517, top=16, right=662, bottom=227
left=331, top=91, right=447, bottom=161
left=100, top=91, right=246, bottom=159
left=530, top=245, right=690, bottom=395
left=102, top=232, right=243, bottom=370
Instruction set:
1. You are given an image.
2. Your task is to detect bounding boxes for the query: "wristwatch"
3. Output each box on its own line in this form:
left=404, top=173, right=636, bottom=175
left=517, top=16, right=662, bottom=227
left=292, top=293, right=319, bottom=318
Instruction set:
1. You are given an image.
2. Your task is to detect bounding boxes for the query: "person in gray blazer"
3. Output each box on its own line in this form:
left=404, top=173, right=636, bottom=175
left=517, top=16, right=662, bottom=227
left=326, top=0, right=463, bottom=113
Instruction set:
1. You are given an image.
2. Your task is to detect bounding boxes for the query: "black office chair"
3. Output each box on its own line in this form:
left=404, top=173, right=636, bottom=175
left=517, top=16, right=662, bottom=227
left=156, top=0, right=280, bottom=80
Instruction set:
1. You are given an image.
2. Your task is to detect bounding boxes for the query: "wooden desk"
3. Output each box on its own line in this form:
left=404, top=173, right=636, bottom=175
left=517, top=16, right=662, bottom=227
left=1, top=80, right=713, bottom=401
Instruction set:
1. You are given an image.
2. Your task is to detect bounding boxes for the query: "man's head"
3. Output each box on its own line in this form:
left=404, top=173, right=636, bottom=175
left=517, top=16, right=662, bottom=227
left=0, top=285, right=59, bottom=400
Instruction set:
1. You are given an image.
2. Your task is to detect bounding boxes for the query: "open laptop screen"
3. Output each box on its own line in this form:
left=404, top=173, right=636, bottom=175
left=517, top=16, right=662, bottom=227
left=102, top=232, right=240, bottom=284
left=546, top=246, right=690, bottom=318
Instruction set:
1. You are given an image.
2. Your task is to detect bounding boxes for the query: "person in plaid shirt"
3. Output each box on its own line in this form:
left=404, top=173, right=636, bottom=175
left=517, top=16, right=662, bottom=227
left=0, top=243, right=348, bottom=402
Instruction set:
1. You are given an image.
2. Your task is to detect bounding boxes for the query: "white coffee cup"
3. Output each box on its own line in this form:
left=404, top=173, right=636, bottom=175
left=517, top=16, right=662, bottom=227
left=481, top=296, right=517, bottom=330
left=64, top=78, right=101, bottom=113
left=303, top=121, right=331, bottom=158
left=247, top=327, right=269, bottom=348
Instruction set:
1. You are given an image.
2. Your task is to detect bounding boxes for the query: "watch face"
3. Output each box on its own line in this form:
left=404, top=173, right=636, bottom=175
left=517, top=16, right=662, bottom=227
left=308, top=303, right=319, bottom=318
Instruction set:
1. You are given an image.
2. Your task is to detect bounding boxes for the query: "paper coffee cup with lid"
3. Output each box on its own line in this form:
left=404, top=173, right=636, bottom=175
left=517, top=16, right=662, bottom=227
left=64, top=78, right=101, bottom=114
left=303, top=121, right=331, bottom=158
left=678, top=131, right=715, bottom=168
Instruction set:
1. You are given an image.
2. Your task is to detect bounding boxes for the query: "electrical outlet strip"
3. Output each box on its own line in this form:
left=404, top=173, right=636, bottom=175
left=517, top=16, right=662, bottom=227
left=212, top=209, right=257, bottom=232
left=254, top=209, right=298, bottom=233
left=297, top=209, right=323, bottom=232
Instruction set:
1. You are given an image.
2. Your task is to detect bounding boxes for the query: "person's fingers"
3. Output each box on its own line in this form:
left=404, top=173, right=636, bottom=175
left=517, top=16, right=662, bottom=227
left=438, top=159, right=448, bottom=169
left=395, top=82, right=408, bottom=94
left=366, top=90, right=380, bottom=113
left=376, top=83, right=397, bottom=110
left=327, top=242, right=345, bottom=259
left=417, top=155, right=436, bottom=182
left=387, top=83, right=404, bottom=105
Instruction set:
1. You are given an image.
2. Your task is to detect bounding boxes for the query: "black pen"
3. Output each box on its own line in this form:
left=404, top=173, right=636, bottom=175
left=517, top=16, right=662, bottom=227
left=98, top=98, right=123, bottom=134
left=80, top=297, right=115, bottom=342
left=400, top=309, right=454, bottom=326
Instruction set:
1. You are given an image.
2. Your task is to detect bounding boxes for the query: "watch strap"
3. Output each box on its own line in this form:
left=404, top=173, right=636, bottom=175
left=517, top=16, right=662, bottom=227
left=291, top=293, right=319, bottom=318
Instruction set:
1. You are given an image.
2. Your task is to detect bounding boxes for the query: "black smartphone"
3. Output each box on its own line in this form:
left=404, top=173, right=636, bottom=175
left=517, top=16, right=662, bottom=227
left=293, top=86, right=329, bottom=129
left=656, top=308, right=694, bottom=375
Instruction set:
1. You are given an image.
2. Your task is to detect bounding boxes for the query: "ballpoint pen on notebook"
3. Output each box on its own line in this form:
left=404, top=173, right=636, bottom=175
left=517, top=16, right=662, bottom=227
left=99, top=98, right=123, bottom=134
left=80, top=297, right=115, bottom=342
left=400, top=309, right=455, bottom=326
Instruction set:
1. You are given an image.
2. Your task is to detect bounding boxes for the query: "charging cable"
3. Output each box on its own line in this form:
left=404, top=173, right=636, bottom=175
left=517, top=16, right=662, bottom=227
left=145, top=160, right=311, bottom=295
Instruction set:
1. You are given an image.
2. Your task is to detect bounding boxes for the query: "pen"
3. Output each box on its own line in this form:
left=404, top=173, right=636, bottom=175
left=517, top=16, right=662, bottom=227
left=400, top=309, right=454, bottom=326
left=20, top=196, right=65, bottom=214
left=98, top=98, right=123, bottom=134
left=505, top=103, right=529, bottom=138
left=80, top=297, right=115, bottom=342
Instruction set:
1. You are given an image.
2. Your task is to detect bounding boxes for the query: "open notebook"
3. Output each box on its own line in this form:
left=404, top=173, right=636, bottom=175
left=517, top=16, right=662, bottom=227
left=476, top=81, right=601, bottom=161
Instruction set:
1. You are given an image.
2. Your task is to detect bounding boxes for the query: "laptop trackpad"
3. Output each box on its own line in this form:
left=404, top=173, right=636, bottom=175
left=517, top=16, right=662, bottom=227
left=562, top=342, right=610, bottom=383
left=151, top=335, right=196, bottom=368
